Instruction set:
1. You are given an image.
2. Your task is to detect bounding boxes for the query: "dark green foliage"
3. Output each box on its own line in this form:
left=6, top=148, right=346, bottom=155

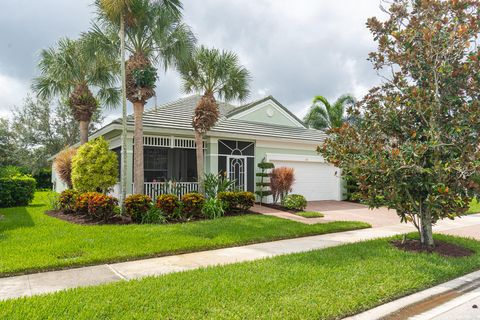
left=124, top=194, right=153, bottom=223
left=204, top=173, right=235, bottom=198
left=132, top=66, right=158, bottom=88
left=255, top=158, right=274, bottom=204
left=58, top=190, right=80, bottom=214
left=0, top=175, right=36, bottom=208
left=282, top=194, right=307, bottom=211
left=32, top=168, right=52, bottom=190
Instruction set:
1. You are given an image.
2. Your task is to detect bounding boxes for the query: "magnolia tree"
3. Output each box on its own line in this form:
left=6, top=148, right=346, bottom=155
left=320, top=0, right=480, bottom=248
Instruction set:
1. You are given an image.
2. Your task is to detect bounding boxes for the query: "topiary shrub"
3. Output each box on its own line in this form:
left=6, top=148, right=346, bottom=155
left=71, top=137, right=118, bottom=193
left=124, top=194, right=152, bottom=223
left=282, top=194, right=307, bottom=211
left=58, top=189, right=80, bottom=214
left=0, top=175, right=36, bottom=208
left=217, top=191, right=238, bottom=212
left=75, top=192, right=118, bottom=221
left=236, top=191, right=255, bottom=212
left=181, top=193, right=205, bottom=218
left=156, top=194, right=180, bottom=220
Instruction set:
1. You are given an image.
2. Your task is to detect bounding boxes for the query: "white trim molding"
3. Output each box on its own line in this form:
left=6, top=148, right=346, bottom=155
left=266, top=153, right=326, bottom=163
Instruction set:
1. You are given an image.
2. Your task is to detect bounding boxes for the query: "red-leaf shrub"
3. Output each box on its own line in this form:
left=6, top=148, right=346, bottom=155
left=156, top=194, right=180, bottom=215
left=181, top=193, right=205, bottom=218
left=76, top=192, right=118, bottom=221
left=58, top=189, right=80, bottom=214
left=270, top=167, right=295, bottom=203
left=124, top=194, right=152, bottom=223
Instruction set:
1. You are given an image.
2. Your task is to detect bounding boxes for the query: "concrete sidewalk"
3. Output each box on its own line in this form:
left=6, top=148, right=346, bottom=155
left=3, top=212, right=480, bottom=302
left=1, top=223, right=414, bottom=301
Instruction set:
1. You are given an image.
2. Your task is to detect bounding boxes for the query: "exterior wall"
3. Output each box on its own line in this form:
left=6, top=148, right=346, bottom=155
left=51, top=162, right=68, bottom=193
left=206, top=137, right=218, bottom=175
left=231, top=101, right=304, bottom=128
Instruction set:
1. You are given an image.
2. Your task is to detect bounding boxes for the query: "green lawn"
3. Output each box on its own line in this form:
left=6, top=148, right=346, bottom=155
left=0, top=192, right=369, bottom=276
left=296, top=211, right=324, bottom=218
left=2, top=234, right=480, bottom=319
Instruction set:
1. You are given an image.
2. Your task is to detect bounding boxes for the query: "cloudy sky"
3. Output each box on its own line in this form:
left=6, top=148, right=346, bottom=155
left=0, top=0, right=386, bottom=122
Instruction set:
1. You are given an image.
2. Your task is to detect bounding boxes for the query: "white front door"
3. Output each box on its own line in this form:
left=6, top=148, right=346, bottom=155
left=227, top=156, right=247, bottom=191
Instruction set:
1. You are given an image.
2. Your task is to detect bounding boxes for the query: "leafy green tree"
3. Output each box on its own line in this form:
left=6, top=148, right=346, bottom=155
left=90, top=0, right=195, bottom=194
left=320, top=0, right=480, bottom=248
left=304, top=94, right=356, bottom=130
left=33, top=37, right=119, bottom=145
left=9, top=96, right=102, bottom=173
left=0, top=118, right=22, bottom=167
left=71, top=137, right=118, bottom=193
left=179, top=46, right=250, bottom=193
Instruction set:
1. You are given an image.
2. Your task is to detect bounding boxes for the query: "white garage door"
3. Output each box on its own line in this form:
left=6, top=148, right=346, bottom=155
left=270, top=160, right=342, bottom=201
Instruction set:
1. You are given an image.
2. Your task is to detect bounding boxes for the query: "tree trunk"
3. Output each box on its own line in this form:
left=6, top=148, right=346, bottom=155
left=133, top=101, right=144, bottom=194
left=119, top=14, right=128, bottom=213
left=79, top=120, right=89, bottom=145
left=420, top=208, right=435, bottom=248
left=195, top=130, right=204, bottom=194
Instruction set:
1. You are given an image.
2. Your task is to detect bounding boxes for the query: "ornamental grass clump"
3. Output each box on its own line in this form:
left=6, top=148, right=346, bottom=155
left=54, top=147, right=77, bottom=189
left=270, top=167, right=295, bottom=204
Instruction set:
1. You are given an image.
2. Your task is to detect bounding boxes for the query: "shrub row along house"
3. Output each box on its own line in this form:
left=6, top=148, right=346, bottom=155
left=51, top=95, right=343, bottom=202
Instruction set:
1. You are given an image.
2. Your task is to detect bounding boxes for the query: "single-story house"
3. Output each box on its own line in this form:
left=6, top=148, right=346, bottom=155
left=52, top=95, right=344, bottom=201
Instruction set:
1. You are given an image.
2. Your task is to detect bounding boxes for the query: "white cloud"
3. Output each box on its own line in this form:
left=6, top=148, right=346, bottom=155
left=0, top=73, right=29, bottom=119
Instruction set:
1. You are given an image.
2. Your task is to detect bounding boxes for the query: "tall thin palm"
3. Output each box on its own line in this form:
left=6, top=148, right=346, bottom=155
left=98, top=0, right=131, bottom=210
left=33, top=37, right=119, bottom=144
left=179, top=46, right=250, bottom=194
left=91, top=0, right=195, bottom=194
left=304, top=94, right=356, bottom=130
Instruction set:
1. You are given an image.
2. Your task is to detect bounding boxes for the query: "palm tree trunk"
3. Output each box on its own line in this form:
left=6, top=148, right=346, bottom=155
left=119, top=14, right=128, bottom=211
left=133, top=101, right=144, bottom=194
left=195, top=130, right=204, bottom=194
left=79, top=120, right=89, bottom=144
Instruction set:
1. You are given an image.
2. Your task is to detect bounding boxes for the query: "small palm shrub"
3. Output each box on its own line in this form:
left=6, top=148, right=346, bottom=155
left=236, top=191, right=255, bottom=212
left=270, top=167, right=295, bottom=203
left=58, top=189, right=80, bottom=213
left=282, top=194, right=307, bottom=211
left=124, top=194, right=152, bottom=223
left=156, top=194, right=180, bottom=219
left=54, top=148, right=77, bottom=189
left=71, top=137, right=118, bottom=193
left=140, top=207, right=167, bottom=224
left=202, top=198, right=225, bottom=219
left=181, top=193, right=205, bottom=218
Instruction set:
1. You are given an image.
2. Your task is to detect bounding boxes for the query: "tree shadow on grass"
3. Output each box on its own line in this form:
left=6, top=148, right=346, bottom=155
left=0, top=205, right=35, bottom=234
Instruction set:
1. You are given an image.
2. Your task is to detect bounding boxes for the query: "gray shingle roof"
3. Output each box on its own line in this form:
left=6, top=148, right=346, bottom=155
left=111, top=95, right=326, bottom=142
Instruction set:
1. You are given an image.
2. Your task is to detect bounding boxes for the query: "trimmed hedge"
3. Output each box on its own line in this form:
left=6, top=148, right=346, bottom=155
left=0, top=176, right=36, bottom=208
left=218, top=191, right=255, bottom=213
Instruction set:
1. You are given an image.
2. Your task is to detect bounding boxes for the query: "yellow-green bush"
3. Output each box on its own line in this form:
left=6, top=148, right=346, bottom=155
left=71, top=137, right=118, bottom=193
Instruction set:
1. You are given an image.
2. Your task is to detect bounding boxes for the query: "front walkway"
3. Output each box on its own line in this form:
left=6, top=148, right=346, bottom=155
left=3, top=212, right=480, bottom=301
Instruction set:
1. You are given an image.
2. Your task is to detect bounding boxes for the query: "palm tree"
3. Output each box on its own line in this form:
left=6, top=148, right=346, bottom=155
left=179, top=46, right=250, bottom=194
left=91, top=0, right=195, bottom=194
left=33, top=37, right=119, bottom=144
left=304, top=94, right=356, bottom=131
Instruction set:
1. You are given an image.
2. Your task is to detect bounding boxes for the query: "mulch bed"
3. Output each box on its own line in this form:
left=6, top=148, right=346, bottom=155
left=46, top=210, right=132, bottom=225
left=46, top=209, right=257, bottom=226
left=256, top=202, right=300, bottom=214
left=391, top=239, right=475, bottom=258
